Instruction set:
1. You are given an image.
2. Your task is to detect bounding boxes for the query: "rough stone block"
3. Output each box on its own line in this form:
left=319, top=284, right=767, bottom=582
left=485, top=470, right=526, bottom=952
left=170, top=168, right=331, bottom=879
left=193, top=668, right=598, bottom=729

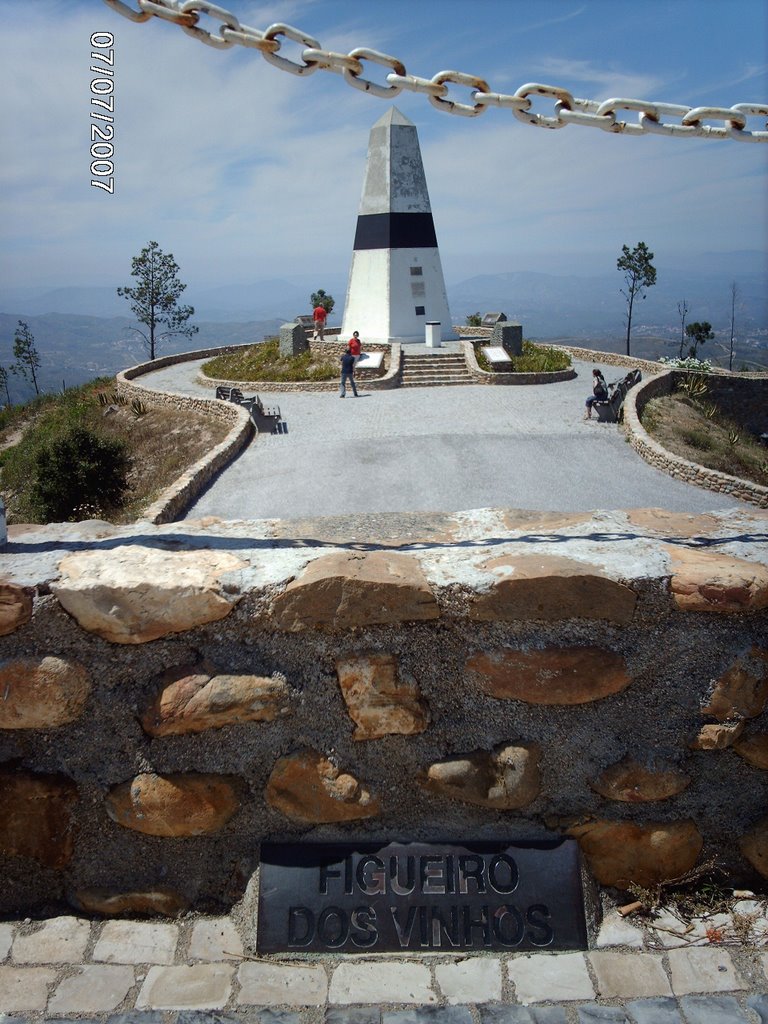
left=105, top=772, right=241, bottom=837
left=135, top=964, right=234, bottom=1010
left=588, top=951, right=671, bottom=998
left=594, top=910, right=644, bottom=948
left=734, top=733, right=768, bottom=769
left=336, top=653, right=429, bottom=739
left=73, top=887, right=189, bottom=917
left=665, top=547, right=768, bottom=613
left=678, top=995, right=754, bottom=1022
left=236, top=962, right=327, bottom=1005
left=749, top=993, right=768, bottom=1024
left=0, top=656, right=91, bottom=729
left=506, top=952, right=594, bottom=1003
left=701, top=648, right=768, bottom=720
left=265, top=749, right=380, bottom=824
left=141, top=660, right=291, bottom=736
left=93, top=920, right=179, bottom=965
left=188, top=918, right=243, bottom=961
left=422, top=743, right=540, bottom=809
left=624, top=999, right=684, bottom=1024
left=384, top=1010, right=473, bottom=1024
left=480, top=1008, right=568, bottom=1024
left=326, top=1010, right=381, bottom=1024
left=52, top=546, right=245, bottom=643
left=666, top=948, right=745, bottom=994
left=0, top=770, right=78, bottom=868
left=576, top=1009, right=628, bottom=1023
left=12, top=916, right=90, bottom=963
left=470, top=554, right=636, bottom=624
left=0, top=966, right=58, bottom=1011
left=279, top=322, right=308, bottom=357
left=589, top=757, right=690, bottom=802
left=0, top=922, right=13, bottom=960
left=48, top=964, right=134, bottom=1013
left=690, top=721, right=744, bottom=750
left=467, top=647, right=631, bottom=705
left=329, top=963, right=436, bottom=1005
left=0, top=583, right=32, bottom=635
left=739, top=817, right=768, bottom=879
left=568, top=819, right=703, bottom=889
left=434, top=957, right=502, bottom=1004
left=272, top=551, right=439, bottom=630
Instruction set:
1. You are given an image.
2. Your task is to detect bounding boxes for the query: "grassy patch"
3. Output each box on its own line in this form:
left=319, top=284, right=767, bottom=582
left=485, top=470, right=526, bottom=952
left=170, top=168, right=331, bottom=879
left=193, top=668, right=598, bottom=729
left=641, top=393, right=768, bottom=487
left=475, top=340, right=571, bottom=373
left=0, top=380, right=230, bottom=524
left=202, top=337, right=337, bottom=383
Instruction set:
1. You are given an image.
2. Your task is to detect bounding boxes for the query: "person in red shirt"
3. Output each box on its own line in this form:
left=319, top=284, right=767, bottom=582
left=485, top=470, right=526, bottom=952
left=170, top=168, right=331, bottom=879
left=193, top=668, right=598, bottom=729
left=313, top=304, right=327, bottom=341
left=348, top=330, right=362, bottom=366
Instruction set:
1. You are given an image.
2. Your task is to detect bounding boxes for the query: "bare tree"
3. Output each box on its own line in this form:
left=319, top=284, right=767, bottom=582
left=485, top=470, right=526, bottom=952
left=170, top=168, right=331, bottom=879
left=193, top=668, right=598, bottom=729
left=728, top=281, right=739, bottom=372
left=677, top=299, right=689, bottom=359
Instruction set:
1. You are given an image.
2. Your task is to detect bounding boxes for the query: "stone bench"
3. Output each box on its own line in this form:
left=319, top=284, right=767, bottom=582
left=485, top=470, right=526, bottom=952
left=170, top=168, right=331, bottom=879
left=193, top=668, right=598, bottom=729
left=594, top=369, right=642, bottom=423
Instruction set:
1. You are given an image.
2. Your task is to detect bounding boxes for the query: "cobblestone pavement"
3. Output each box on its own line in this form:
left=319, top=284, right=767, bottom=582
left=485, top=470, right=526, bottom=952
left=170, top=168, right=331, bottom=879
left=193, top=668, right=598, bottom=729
left=136, top=358, right=745, bottom=521
left=1, top=910, right=767, bottom=1021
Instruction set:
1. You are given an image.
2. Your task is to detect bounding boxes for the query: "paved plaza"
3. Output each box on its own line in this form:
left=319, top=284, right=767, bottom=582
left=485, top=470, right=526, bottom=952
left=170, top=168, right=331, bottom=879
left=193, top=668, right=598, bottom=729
left=138, top=357, right=745, bottom=522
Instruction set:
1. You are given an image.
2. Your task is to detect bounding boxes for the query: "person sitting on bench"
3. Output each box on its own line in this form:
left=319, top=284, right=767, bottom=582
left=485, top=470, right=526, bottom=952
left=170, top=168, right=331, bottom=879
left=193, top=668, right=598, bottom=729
left=584, top=368, right=608, bottom=420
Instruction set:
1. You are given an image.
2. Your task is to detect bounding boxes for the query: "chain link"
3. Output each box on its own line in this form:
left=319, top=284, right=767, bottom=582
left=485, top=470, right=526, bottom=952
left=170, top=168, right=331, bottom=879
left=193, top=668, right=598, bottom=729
left=102, top=0, right=768, bottom=142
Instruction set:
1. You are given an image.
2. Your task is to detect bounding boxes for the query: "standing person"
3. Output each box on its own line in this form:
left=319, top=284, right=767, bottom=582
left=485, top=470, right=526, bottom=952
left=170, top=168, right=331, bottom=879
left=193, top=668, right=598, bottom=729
left=339, top=348, right=358, bottom=398
left=584, top=368, right=608, bottom=420
left=313, top=303, right=327, bottom=341
left=348, top=330, right=362, bottom=367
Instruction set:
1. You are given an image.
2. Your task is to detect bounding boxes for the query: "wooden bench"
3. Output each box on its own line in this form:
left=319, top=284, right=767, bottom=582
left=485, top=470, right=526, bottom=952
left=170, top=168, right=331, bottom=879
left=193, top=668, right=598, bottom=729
left=593, top=369, right=642, bottom=422
left=215, top=386, right=282, bottom=432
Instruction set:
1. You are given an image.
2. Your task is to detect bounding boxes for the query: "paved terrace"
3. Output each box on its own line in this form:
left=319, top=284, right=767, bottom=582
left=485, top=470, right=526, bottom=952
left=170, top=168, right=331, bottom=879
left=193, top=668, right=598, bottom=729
left=135, top=355, right=745, bottom=521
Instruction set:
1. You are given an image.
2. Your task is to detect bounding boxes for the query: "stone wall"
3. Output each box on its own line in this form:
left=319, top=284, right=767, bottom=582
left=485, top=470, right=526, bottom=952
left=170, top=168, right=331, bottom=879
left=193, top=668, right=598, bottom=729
left=2, top=506, right=767, bottom=916
left=462, top=341, right=577, bottom=386
left=196, top=342, right=402, bottom=394
left=624, top=371, right=768, bottom=508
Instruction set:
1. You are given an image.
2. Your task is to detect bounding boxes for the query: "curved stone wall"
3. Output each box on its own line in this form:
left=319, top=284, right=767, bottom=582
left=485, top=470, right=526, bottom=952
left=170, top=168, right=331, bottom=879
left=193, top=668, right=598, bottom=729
left=1, top=507, right=767, bottom=915
left=461, top=341, right=577, bottom=385
left=624, top=371, right=768, bottom=508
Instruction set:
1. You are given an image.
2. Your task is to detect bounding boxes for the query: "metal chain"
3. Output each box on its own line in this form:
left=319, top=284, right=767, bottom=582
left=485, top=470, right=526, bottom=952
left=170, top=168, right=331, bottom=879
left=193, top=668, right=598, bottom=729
left=103, top=0, right=768, bottom=142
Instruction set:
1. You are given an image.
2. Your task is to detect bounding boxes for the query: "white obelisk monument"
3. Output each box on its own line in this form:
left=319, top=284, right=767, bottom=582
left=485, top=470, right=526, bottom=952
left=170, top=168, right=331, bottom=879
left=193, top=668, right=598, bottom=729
left=341, top=108, right=455, bottom=345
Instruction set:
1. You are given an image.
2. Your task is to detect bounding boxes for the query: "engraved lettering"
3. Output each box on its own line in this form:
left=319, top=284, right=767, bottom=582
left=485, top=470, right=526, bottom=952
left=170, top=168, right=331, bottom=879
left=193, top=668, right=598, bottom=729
left=356, top=855, right=386, bottom=895
left=420, top=855, right=445, bottom=894
left=458, top=854, right=486, bottom=894
left=390, top=904, right=419, bottom=947
left=350, top=906, right=378, bottom=948
left=430, top=905, right=461, bottom=947
left=287, top=906, right=314, bottom=947
left=389, top=854, right=416, bottom=895
left=492, top=904, right=525, bottom=946
left=526, top=903, right=555, bottom=947
left=489, top=853, right=519, bottom=894
left=317, top=906, right=349, bottom=948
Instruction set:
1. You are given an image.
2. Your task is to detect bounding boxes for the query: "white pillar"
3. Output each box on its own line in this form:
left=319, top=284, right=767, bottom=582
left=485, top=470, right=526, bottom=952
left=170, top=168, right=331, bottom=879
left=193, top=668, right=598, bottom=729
left=425, top=322, right=441, bottom=348
left=342, top=107, right=456, bottom=345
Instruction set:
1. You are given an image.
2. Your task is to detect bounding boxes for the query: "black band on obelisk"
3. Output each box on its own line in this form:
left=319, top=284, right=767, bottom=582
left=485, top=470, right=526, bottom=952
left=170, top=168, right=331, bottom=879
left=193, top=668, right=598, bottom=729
left=353, top=212, right=438, bottom=251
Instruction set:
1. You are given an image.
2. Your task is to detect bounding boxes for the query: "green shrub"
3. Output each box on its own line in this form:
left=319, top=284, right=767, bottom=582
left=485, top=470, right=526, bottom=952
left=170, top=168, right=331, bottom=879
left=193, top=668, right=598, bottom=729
left=510, top=341, right=571, bottom=373
left=29, top=425, right=130, bottom=522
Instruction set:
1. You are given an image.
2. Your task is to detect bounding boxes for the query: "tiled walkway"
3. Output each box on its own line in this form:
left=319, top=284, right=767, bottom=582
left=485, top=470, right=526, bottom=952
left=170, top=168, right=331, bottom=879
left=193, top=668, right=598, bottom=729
left=1, top=912, right=767, bottom=1021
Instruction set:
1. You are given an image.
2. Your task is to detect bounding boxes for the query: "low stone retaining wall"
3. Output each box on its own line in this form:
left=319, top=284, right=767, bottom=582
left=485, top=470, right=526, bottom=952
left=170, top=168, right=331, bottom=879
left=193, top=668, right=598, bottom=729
left=462, top=341, right=576, bottom=386
left=116, top=353, right=254, bottom=526
left=1, top=506, right=767, bottom=916
left=197, top=342, right=402, bottom=394
left=624, top=371, right=768, bottom=508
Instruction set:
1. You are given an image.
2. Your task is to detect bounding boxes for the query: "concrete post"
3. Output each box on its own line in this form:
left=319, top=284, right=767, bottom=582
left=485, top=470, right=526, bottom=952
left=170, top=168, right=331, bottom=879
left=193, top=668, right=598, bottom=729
left=493, top=323, right=523, bottom=357
left=279, top=322, right=308, bottom=358
left=425, top=322, right=441, bottom=348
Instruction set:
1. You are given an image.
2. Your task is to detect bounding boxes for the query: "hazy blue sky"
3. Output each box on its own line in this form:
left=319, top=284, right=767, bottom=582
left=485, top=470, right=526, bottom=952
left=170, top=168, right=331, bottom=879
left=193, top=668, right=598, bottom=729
left=1, top=0, right=766, bottom=292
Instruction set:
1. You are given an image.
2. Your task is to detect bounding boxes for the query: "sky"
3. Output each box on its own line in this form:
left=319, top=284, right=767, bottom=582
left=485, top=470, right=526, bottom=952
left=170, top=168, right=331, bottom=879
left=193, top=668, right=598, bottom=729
left=1, top=0, right=767, bottom=296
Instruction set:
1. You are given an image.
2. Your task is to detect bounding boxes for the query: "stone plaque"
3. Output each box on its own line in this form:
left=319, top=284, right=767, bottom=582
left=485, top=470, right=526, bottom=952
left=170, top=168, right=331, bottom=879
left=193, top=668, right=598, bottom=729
left=257, top=839, right=588, bottom=954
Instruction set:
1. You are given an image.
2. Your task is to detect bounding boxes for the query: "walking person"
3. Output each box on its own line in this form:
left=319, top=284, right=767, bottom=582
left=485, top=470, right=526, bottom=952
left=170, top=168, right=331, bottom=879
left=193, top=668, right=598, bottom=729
left=339, top=347, right=358, bottom=398
left=313, top=303, right=327, bottom=341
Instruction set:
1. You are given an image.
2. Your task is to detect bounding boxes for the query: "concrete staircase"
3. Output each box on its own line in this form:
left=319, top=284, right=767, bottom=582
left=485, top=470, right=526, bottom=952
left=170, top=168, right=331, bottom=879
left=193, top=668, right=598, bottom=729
left=399, top=352, right=474, bottom=388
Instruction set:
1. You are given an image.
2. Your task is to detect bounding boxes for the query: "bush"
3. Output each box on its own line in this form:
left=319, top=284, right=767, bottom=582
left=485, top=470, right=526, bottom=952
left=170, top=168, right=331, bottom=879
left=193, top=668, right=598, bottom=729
left=29, top=425, right=130, bottom=522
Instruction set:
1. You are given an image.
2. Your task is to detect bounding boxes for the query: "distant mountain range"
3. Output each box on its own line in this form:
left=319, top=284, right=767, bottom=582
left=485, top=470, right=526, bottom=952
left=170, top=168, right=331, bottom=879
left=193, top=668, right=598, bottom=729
left=2, top=256, right=766, bottom=402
